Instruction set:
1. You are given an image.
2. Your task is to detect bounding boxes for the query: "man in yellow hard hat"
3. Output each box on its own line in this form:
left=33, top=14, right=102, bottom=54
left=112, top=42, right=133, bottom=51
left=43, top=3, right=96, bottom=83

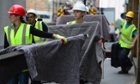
left=117, top=11, right=138, bottom=74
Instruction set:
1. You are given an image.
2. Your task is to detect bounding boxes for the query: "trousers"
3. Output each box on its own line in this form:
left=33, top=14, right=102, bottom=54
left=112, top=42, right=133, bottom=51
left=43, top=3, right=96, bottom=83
left=118, top=44, right=132, bottom=71
left=9, top=72, right=29, bottom=84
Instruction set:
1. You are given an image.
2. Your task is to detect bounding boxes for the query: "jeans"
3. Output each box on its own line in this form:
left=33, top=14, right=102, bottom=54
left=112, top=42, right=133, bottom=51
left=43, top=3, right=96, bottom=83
left=9, top=72, right=29, bottom=84
left=118, top=45, right=132, bottom=71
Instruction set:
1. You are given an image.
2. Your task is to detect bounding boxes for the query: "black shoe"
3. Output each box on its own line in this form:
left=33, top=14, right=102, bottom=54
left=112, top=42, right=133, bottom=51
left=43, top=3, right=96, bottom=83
left=118, top=70, right=128, bottom=74
left=126, top=67, right=131, bottom=71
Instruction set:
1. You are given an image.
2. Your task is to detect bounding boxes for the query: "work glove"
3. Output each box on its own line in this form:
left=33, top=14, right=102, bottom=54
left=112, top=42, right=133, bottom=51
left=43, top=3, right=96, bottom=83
left=54, top=34, right=67, bottom=44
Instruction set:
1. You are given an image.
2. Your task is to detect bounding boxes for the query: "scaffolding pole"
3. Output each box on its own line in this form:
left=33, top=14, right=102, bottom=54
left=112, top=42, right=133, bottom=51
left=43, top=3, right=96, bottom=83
left=136, top=0, right=140, bottom=83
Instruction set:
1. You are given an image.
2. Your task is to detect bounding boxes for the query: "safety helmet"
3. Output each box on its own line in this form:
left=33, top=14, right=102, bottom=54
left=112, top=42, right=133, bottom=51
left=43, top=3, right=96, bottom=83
left=8, top=4, right=26, bottom=16
left=126, top=11, right=134, bottom=18
left=27, top=9, right=37, bottom=16
left=72, top=3, right=86, bottom=12
left=86, top=6, right=89, bottom=13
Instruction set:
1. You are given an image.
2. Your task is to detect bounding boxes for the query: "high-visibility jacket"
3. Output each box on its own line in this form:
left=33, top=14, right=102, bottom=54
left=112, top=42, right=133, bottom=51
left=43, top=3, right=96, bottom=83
left=34, top=21, right=46, bottom=44
left=4, top=23, right=32, bottom=72
left=119, top=21, right=137, bottom=48
left=4, top=23, right=32, bottom=46
left=66, top=20, right=76, bottom=25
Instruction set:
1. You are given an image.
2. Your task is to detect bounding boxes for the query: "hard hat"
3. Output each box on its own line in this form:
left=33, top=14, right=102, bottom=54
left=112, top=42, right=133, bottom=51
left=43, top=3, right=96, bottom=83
left=126, top=11, right=134, bottom=18
left=27, top=9, right=37, bottom=16
left=86, top=6, right=89, bottom=13
left=8, top=4, right=26, bottom=16
left=72, top=3, right=86, bottom=12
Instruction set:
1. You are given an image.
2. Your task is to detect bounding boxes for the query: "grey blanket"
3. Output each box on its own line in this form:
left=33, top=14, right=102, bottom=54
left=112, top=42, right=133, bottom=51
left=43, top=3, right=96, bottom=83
left=0, top=22, right=105, bottom=84
left=56, top=15, right=110, bottom=40
left=21, top=34, right=86, bottom=84
left=48, top=22, right=104, bottom=84
left=0, top=34, right=86, bottom=84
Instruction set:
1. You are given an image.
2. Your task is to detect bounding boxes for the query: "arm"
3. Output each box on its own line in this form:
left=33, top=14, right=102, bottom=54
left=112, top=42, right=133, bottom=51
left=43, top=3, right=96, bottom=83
left=30, top=26, right=54, bottom=38
left=131, top=34, right=138, bottom=48
left=131, top=30, right=138, bottom=48
left=30, top=26, right=67, bottom=44
left=4, top=33, right=10, bottom=48
left=42, top=22, right=48, bottom=32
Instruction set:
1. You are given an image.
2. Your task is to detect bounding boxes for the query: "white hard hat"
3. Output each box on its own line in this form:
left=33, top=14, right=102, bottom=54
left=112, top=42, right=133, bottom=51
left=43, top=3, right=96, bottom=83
left=27, top=9, right=37, bottom=16
left=72, top=3, right=86, bottom=12
left=86, top=6, right=89, bottom=13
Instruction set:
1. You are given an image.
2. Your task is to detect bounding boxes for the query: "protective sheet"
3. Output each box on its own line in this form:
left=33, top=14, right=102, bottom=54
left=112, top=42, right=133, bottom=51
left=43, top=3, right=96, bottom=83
left=48, top=22, right=104, bottom=84
left=0, top=50, right=27, bottom=84
left=56, top=15, right=110, bottom=40
left=0, top=34, right=86, bottom=84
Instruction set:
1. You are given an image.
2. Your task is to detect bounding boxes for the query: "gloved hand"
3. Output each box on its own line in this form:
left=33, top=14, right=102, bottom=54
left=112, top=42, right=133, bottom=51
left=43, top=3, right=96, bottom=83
left=53, top=34, right=67, bottom=44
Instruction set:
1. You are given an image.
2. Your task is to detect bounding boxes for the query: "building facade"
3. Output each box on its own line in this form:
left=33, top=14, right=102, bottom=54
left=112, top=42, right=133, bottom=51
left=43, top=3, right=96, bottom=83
left=26, top=0, right=48, bottom=11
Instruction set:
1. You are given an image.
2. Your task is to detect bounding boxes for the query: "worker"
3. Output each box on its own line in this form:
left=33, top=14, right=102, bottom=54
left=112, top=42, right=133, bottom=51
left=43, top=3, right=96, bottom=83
left=26, top=9, right=48, bottom=44
left=4, top=4, right=67, bottom=84
left=66, top=2, right=102, bottom=44
left=66, top=2, right=87, bottom=84
left=118, top=11, right=138, bottom=74
left=26, top=9, right=49, bottom=84
left=66, top=2, right=86, bottom=24
left=66, top=2, right=103, bottom=84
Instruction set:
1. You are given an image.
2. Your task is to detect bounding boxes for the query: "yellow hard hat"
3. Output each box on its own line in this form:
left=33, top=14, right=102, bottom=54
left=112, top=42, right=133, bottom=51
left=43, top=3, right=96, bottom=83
left=126, top=11, right=134, bottom=18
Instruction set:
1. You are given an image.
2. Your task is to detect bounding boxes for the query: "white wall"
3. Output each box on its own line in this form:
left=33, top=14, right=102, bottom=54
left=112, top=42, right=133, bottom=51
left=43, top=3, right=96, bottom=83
left=0, top=0, right=26, bottom=49
left=99, top=0, right=125, bottom=20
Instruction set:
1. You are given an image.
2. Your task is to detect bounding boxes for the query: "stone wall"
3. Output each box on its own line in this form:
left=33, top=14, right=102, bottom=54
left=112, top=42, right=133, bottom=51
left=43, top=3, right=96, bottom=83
left=26, top=0, right=48, bottom=11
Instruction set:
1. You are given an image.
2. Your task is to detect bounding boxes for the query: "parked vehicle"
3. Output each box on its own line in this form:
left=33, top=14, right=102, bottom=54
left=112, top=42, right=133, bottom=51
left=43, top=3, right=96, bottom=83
left=36, top=11, right=53, bottom=23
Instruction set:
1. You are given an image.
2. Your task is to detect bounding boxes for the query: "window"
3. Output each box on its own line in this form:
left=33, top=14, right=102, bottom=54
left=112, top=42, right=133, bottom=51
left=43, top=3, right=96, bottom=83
left=38, top=15, right=50, bottom=19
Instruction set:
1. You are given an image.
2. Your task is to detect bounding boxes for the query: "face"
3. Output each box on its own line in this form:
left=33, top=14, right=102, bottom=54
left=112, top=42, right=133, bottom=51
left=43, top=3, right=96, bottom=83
left=126, top=17, right=133, bottom=23
left=9, top=14, right=20, bottom=23
left=27, top=13, right=37, bottom=24
left=73, top=10, right=85, bottom=19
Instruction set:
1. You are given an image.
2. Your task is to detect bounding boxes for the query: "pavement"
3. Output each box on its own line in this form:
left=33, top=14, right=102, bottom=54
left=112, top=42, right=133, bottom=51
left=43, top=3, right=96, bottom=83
left=100, top=58, right=135, bottom=84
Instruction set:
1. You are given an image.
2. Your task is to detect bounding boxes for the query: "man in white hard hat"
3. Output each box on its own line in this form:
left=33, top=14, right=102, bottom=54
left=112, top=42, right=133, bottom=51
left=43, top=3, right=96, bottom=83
left=66, top=2, right=87, bottom=24
left=67, top=2, right=89, bottom=84
left=27, top=9, right=48, bottom=44
left=66, top=2, right=103, bottom=84
left=27, top=9, right=47, bottom=84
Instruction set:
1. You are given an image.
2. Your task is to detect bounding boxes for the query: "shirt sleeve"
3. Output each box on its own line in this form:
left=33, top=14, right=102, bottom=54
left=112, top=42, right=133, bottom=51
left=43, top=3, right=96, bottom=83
left=42, top=22, right=48, bottom=32
left=132, top=29, right=138, bottom=38
left=4, top=33, right=10, bottom=48
left=132, top=29, right=138, bottom=35
left=30, top=26, right=54, bottom=38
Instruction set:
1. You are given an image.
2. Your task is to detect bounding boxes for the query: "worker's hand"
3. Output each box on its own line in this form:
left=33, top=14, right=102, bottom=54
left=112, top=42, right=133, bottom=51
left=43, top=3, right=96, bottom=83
left=53, top=34, right=67, bottom=44
left=130, top=44, right=135, bottom=49
left=129, top=55, right=133, bottom=61
left=98, top=39, right=103, bottom=44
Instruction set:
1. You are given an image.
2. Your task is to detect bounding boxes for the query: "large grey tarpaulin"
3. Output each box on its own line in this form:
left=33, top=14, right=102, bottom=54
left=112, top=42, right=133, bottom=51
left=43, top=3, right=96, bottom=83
left=0, top=34, right=86, bottom=84
left=56, top=15, right=110, bottom=40
left=48, top=22, right=104, bottom=84
left=0, top=22, right=107, bottom=84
